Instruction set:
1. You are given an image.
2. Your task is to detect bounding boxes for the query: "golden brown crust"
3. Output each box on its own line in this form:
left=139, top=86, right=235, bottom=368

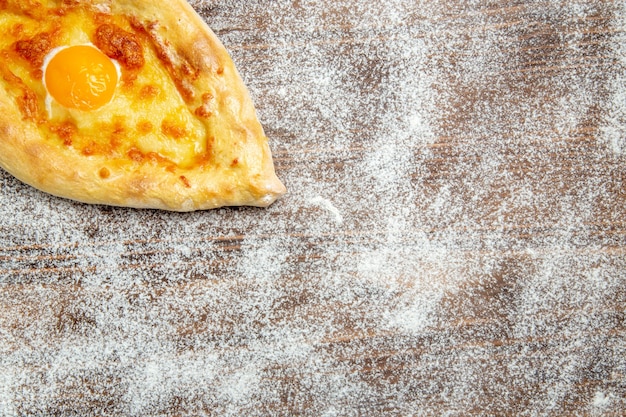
left=0, top=0, right=286, bottom=211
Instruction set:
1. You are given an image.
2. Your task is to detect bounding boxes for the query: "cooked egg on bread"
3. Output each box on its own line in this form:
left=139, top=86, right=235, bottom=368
left=43, top=43, right=121, bottom=113
left=3, top=8, right=210, bottom=168
left=0, top=0, right=285, bottom=210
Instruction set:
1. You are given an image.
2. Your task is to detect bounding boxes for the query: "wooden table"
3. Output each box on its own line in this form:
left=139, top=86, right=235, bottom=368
left=1, top=0, right=625, bottom=415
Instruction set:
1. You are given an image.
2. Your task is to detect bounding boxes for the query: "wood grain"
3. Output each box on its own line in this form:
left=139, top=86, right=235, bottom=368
left=1, top=0, right=625, bottom=416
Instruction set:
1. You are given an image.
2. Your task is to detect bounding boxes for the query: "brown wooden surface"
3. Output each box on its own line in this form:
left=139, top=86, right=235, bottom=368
left=1, top=0, right=625, bottom=416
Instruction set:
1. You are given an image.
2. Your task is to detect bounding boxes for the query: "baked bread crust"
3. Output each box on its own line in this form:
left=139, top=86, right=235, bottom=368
left=0, top=0, right=286, bottom=211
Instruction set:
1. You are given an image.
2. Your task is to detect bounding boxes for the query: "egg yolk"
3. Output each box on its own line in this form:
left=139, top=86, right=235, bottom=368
left=44, top=45, right=118, bottom=111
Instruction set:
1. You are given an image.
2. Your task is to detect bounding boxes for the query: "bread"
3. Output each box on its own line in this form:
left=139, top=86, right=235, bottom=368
left=0, top=0, right=286, bottom=211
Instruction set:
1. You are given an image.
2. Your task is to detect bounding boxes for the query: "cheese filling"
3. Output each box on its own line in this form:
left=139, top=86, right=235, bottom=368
left=1, top=6, right=213, bottom=169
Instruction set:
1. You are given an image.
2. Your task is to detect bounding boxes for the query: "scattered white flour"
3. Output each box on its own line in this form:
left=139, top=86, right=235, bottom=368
left=0, top=0, right=625, bottom=416
left=600, top=1, right=626, bottom=155
left=592, top=391, right=612, bottom=408
left=307, top=196, right=344, bottom=224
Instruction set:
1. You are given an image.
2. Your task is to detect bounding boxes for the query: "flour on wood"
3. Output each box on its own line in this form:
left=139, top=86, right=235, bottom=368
left=0, top=0, right=624, bottom=415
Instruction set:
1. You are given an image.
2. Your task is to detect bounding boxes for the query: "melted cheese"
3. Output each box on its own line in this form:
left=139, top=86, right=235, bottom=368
left=1, top=6, right=212, bottom=169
